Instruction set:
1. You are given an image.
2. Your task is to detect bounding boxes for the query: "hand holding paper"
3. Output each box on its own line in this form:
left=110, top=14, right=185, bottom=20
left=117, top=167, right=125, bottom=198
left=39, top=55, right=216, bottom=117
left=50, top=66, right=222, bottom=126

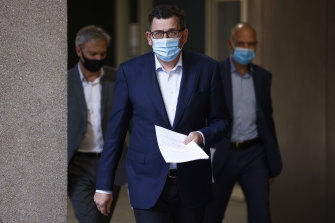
left=155, top=125, right=209, bottom=163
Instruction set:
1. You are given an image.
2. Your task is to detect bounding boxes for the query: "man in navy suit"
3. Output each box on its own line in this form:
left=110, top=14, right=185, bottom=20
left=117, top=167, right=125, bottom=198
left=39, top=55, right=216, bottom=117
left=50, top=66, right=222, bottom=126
left=94, top=5, right=230, bottom=223
left=68, top=25, right=126, bottom=223
left=203, top=23, right=282, bottom=223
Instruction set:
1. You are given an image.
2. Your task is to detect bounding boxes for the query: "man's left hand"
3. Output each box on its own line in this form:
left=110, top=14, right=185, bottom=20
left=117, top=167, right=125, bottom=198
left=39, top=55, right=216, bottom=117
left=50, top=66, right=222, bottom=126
left=94, top=192, right=113, bottom=216
left=184, top=131, right=203, bottom=145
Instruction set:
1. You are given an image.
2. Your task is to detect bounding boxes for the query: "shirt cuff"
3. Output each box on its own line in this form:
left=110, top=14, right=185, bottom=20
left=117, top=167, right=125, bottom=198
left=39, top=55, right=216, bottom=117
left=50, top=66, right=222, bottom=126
left=197, top=131, right=205, bottom=145
left=96, top=190, right=113, bottom=194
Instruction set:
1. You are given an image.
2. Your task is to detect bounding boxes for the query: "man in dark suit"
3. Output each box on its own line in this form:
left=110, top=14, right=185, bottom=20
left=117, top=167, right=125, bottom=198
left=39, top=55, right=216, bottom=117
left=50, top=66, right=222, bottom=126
left=203, top=23, right=282, bottom=223
left=94, top=5, right=230, bottom=223
left=68, top=25, right=125, bottom=223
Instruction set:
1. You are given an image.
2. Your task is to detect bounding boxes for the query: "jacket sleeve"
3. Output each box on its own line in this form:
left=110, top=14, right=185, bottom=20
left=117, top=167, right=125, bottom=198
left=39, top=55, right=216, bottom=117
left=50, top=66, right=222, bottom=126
left=96, top=64, right=132, bottom=191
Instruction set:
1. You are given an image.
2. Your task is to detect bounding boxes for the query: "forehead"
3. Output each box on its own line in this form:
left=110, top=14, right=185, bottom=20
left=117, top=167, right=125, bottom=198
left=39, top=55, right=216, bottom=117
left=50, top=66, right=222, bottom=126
left=233, top=27, right=256, bottom=42
left=151, top=16, right=180, bottom=31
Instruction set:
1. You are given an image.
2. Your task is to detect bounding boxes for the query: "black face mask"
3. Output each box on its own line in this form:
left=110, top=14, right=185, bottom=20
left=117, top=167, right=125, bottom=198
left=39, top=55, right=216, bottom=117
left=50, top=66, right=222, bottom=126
left=81, top=51, right=105, bottom=72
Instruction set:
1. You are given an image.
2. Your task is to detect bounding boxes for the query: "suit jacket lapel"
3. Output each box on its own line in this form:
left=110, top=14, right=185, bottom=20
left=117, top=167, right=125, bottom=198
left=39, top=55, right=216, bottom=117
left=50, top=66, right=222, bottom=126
left=100, top=74, right=109, bottom=121
left=172, top=52, right=199, bottom=129
left=146, top=52, right=171, bottom=127
left=222, top=59, right=233, bottom=115
left=72, top=66, right=87, bottom=121
left=252, top=67, right=262, bottom=112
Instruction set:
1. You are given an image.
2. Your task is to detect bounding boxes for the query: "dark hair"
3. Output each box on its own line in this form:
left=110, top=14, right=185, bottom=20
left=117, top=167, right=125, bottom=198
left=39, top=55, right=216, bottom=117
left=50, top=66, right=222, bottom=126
left=148, top=5, right=186, bottom=31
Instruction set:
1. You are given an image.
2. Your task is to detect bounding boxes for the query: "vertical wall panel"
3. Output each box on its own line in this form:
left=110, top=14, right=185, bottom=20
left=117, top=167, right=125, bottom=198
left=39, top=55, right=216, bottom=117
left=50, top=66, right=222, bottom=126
left=255, top=0, right=327, bottom=222
left=326, top=0, right=335, bottom=221
left=248, top=0, right=264, bottom=66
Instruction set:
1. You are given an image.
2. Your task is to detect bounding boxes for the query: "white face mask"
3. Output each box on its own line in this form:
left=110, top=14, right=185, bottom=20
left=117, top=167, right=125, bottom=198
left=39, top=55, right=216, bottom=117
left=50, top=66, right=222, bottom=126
left=152, top=38, right=181, bottom=62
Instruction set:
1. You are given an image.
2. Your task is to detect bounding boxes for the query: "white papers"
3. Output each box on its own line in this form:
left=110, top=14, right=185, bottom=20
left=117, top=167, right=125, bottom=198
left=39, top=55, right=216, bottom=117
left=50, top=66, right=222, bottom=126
left=155, top=125, right=209, bottom=163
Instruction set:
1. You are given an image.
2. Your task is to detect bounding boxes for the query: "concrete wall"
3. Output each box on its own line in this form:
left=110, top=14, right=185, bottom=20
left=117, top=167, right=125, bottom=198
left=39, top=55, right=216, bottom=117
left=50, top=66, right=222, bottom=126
left=249, top=0, right=335, bottom=222
left=0, top=1, right=67, bottom=222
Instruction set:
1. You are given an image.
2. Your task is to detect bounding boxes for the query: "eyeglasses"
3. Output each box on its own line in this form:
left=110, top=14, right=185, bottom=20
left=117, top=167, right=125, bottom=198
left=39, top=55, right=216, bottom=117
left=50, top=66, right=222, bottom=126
left=150, top=29, right=183, bottom=39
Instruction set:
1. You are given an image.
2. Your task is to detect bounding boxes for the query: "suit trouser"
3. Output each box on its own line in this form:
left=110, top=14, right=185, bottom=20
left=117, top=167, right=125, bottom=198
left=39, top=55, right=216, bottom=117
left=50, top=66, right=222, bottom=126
left=203, top=143, right=270, bottom=223
left=133, top=176, right=205, bottom=223
left=68, top=154, right=120, bottom=223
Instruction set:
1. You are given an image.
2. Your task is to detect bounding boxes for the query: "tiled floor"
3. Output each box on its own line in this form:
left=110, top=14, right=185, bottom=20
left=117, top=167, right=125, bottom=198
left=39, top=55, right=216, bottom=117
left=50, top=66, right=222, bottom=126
left=67, top=184, right=246, bottom=223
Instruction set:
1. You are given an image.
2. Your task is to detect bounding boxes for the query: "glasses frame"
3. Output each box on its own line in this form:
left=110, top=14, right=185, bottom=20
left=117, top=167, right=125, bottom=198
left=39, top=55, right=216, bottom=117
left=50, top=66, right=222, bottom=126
left=150, top=29, right=183, bottom=39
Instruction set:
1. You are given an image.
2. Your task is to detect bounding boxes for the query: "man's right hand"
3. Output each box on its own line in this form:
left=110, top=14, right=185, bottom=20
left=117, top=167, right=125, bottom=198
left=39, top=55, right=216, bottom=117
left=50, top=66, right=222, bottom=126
left=94, top=192, right=113, bottom=216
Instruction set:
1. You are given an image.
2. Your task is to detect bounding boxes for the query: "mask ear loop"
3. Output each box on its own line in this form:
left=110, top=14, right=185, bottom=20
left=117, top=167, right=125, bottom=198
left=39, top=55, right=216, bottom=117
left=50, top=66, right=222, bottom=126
left=79, top=48, right=87, bottom=64
left=179, top=33, right=185, bottom=50
left=230, top=40, right=235, bottom=50
left=230, top=40, right=238, bottom=56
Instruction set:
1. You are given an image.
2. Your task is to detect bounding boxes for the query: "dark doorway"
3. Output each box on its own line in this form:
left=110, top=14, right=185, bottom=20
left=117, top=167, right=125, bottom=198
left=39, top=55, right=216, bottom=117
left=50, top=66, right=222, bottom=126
left=67, top=0, right=116, bottom=69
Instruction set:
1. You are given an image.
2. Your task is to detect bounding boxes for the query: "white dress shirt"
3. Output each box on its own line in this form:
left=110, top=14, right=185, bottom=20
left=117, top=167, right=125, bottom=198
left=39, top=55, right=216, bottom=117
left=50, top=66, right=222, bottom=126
left=155, top=55, right=183, bottom=169
left=77, top=65, right=104, bottom=153
left=155, top=55, right=183, bottom=126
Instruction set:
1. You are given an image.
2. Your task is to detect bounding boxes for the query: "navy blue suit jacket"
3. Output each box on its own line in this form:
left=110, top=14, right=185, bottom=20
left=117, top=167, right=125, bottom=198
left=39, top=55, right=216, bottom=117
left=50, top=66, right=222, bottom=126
left=96, top=50, right=230, bottom=209
left=212, top=58, right=282, bottom=180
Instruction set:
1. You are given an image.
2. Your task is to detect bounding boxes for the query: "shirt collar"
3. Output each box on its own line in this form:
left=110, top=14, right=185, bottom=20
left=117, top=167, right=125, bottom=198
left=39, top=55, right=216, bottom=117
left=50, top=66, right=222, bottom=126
left=154, top=53, right=183, bottom=73
left=77, top=63, right=104, bottom=84
left=229, top=56, right=253, bottom=79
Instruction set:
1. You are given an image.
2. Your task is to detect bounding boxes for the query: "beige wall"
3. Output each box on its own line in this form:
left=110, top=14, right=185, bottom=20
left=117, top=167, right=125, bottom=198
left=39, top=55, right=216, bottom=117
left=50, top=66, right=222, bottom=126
left=0, top=0, right=67, bottom=222
left=249, top=0, right=335, bottom=222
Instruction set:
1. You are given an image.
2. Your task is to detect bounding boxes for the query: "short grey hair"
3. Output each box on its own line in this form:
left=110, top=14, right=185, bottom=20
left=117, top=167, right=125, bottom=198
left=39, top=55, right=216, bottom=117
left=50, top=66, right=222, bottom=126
left=75, top=25, right=111, bottom=48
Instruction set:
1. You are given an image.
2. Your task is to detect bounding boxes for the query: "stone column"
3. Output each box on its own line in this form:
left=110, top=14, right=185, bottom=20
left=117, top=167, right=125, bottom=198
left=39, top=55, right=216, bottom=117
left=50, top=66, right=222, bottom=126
left=0, top=1, right=67, bottom=222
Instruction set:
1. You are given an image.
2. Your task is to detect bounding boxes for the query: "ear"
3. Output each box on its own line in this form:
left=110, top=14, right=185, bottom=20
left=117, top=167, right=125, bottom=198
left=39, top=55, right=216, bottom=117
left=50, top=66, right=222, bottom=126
left=227, top=39, right=234, bottom=51
left=181, top=28, right=189, bottom=45
left=75, top=46, right=82, bottom=57
left=145, top=32, right=153, bottom=46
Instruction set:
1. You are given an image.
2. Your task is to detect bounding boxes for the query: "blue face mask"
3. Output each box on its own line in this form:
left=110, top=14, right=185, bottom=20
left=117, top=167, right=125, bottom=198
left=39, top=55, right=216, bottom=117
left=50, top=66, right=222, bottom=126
left=152, top=38, right=181, bottom=62
left=233, top=47, right=255, bottom=65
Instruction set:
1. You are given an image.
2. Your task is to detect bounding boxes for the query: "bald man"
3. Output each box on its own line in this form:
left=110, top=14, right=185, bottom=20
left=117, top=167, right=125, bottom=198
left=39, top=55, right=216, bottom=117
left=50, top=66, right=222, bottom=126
left=203, top=23, right=282, bottom=223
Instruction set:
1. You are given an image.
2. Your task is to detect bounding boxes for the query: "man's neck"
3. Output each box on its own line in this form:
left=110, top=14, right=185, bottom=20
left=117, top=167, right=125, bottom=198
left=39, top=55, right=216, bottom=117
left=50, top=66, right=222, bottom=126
left=79, top=62, right=100, bottom=82
left=232, top=59, right=249, bottom=76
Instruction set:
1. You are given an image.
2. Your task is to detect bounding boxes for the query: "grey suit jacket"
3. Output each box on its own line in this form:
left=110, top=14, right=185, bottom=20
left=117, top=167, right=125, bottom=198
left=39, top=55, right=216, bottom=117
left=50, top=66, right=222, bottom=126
left=67, top=64, right=126, bottom=185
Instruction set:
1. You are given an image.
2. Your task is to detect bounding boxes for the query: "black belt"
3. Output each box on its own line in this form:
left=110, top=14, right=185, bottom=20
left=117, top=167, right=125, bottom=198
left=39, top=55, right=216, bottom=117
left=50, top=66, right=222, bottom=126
left=231, top=138, right=261, bottom=150
left=168, top=169, right=177, bottom=179
left=76, top=152, right=102, bottom=158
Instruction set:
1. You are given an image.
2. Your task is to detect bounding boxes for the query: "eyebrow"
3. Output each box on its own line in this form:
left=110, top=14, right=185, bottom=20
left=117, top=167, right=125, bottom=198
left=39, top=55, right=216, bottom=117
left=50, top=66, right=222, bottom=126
left=151, top=28, right=180, bottom=32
